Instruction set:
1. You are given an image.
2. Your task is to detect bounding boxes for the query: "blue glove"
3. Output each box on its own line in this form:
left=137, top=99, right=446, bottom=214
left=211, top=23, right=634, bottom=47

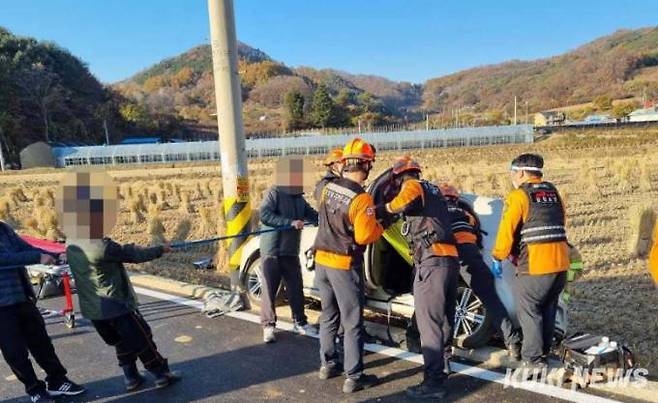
left=490, top=258, right=503, bottom=279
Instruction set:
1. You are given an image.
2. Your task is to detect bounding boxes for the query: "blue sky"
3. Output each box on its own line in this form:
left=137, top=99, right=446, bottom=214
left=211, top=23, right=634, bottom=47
left=2, top=0, right=658, bottom=84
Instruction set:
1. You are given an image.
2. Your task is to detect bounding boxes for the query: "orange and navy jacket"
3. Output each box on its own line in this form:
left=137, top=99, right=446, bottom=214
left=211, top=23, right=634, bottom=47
left=492, top=178, right=569, bottom=275
left=386, top=179, right=458, bottom=259
left=313, top=178, right=383, bottom=270
left=448, top=204, right=479, bottom=245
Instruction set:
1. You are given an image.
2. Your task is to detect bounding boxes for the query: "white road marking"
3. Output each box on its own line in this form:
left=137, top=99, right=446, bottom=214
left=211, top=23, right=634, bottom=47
left=133, top=286, right=620, bottom=403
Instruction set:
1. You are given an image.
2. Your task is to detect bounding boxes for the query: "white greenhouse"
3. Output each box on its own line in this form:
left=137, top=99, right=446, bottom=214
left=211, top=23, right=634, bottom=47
left=52, top=125, right=533, bottom=168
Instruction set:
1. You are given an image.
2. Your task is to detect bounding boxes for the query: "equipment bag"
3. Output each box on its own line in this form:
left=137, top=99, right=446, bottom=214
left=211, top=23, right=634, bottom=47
left=559, top=333, right=635, bottom=374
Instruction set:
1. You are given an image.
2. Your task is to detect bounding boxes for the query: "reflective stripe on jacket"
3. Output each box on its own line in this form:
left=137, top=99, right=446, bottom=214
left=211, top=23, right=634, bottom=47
left=492, top=178, right=569, bottom=275
left=386, top=179, right=457, bottom=264
left=313, top=178, right=383, bottom=270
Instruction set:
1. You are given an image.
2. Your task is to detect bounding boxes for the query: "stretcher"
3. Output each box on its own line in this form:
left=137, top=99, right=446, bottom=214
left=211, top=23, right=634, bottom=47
left=26, top=264, right=76, bottom=329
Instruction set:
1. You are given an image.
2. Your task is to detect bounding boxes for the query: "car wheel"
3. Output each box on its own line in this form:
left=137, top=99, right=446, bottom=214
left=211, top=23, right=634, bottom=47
left=243, top=254, right=283, bottom=308
left=453, top=285, right=492, bottom=348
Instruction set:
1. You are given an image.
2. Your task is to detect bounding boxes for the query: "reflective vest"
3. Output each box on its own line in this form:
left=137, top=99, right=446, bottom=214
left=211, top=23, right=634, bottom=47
left=518, top=181, right=567, bottom=245
left=514, top=181, right=567, bottom=274
left=447, top=201, right=479, bottom=245
left=313, top=177, right=366, bottom=265
left=314, top=170, right=339, bottom=202
left=402, top=180, right=456, bottom=264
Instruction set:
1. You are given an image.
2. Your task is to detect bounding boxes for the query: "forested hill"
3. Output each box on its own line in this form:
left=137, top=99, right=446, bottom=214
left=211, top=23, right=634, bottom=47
left=422, top=27, right=658, bottom=114
left=0, top=27, right=122, bottom=163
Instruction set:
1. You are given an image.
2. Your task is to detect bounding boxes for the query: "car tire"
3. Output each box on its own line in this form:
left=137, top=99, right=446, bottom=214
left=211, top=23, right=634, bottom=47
left=453, top=285, right=493, bottom=349
left=404, top=284, right=493, bottom=352
left=242, top=254, right=284, bottom=308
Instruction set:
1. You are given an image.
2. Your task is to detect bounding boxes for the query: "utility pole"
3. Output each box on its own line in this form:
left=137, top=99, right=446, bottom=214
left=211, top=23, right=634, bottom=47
left=425, top=113, right=429, bottom=131
left=513, top=96, right=518, bottom=125
left=525, top=101, right=529, bottom=125
left=0, top=129, right=5, bottom=172
left=208, top=0, right=250, bottom=299
left=103, top=119, right=110, bottom=145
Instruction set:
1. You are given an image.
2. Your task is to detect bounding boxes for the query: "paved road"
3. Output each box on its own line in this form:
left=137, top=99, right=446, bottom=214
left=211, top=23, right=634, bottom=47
left=0, top=292, right=621, bottom=403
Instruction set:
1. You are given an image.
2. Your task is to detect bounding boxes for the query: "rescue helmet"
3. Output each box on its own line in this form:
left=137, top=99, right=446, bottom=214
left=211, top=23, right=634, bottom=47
left=391, top=156, right=422, bottom=176
left=438, top=182, right=459, bottom=200
left=323, top=148, right=343, bottom=166
left=342, top=138, right=376, bottom=164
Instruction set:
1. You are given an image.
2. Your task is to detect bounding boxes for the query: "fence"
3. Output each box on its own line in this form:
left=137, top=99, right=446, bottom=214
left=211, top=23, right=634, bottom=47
left=52, top=125, right=533, bottom=168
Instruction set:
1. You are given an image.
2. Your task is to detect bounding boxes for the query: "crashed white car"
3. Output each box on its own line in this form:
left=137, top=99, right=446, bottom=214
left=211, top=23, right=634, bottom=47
left=238, top=170, right=568, bottom=349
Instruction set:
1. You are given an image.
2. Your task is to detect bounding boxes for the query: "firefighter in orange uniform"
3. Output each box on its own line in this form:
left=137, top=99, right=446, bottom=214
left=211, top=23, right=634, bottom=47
left=379, top=156, right=458, bottom=400
left=439, top=183, right=521, bottom=360
left=314, top=148, right=343, bottom=201
left=492, top=153, right=569, bottom=373
left=313, top=138, right=383, bottom=394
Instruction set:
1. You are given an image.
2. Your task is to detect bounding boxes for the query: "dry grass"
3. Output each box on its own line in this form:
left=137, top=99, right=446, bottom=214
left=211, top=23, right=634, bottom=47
left=627, top=203, right=656, bottom=258
left=3, top=127, right=658, bottom=374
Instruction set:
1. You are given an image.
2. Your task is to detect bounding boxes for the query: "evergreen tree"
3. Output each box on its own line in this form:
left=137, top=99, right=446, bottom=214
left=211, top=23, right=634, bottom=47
left=284, top=90, right=305, bottom=130
left=311, top=83, right=335, bottom=128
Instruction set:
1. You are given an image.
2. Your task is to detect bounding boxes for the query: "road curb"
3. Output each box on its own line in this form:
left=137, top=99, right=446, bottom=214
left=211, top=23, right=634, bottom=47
left=129, top=272, right=657, bottom=402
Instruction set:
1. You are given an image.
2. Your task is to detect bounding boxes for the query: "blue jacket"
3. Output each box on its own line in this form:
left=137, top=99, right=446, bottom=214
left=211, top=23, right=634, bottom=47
left=0, top=222, right=46, bottom=307
left=259, top=187, right=318, bottom=257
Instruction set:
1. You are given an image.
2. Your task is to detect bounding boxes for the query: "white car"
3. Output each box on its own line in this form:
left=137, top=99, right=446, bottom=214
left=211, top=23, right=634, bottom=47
left=238, top=170, right=568, bottom=349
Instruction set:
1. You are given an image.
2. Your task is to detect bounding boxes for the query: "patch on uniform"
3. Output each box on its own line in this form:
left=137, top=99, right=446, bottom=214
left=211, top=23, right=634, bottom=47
left=530, top=190, right=559, bottom=204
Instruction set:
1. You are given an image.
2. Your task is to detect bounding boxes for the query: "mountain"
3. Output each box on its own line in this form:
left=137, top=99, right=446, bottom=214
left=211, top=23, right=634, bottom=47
left=116, top=26, right=658, bottom=133
left=422, top=27, right=658, bottom=116
left=114, top=44, right=422, bottom=135
left=0, top=27, right=126, bottom=164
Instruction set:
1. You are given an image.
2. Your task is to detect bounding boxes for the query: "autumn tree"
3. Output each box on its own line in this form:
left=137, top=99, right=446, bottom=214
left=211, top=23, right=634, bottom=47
left=611, top=101, right=637, bottom=120
left=593, top=95, right=613, bottom=111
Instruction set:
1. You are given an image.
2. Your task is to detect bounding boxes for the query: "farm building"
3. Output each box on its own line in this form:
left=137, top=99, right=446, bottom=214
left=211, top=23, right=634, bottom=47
left=534, top=111, right=566, bottom=127
left=51, top=125, right=533, bottom=168
left=628, top=106, right=658, bottom=123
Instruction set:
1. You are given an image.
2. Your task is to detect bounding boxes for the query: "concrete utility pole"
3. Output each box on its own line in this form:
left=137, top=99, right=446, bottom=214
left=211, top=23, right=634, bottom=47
left=0, top=131, right=5, bottom=172
left=208, top=0, right=250, bottom=293
left=525, top=101, right=529, bottom=124
left=103, top=119, right=110, bottom=145
left=513, top=96, right=518, bottom=125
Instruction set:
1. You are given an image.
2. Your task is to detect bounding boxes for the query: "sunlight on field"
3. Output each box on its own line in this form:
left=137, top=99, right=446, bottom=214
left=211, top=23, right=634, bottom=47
left=2, top=128, right=658, bottom=374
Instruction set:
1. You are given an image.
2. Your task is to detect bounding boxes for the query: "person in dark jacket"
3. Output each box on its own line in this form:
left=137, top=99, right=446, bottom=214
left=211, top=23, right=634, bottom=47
left=259, top=157, right=319, bottom=343
left=0, top=221, right=85, bottom=403
left=58, top=170, right=180, bottom=393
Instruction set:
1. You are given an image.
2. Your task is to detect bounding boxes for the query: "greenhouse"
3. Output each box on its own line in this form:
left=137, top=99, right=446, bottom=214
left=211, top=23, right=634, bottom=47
left=52, top=125, right=533, bottom=168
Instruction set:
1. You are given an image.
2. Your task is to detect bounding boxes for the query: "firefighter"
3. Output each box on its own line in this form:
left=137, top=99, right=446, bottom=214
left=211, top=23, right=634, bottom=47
left=378, top=156, right=459, bottom=400
left=314, top=148, right=343, bottom=201
left=492, top=153, right=569, bottom=372
left=438, top=183, right=521, bottom=361
left=313, top=138, right=383, bottom=394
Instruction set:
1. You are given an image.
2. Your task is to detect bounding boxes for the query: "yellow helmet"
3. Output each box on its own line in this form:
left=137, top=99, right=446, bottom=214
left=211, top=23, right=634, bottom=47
left=342, top=138, right=376, bottom=163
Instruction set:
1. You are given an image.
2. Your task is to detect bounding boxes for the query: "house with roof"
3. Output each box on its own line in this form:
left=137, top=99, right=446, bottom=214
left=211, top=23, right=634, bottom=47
left=534, top=111, right=566, bottom=127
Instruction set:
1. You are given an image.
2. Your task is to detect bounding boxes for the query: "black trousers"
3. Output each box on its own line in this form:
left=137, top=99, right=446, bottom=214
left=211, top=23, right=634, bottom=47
left=458, top=243, right=519, bottom=347
left=260, top=255, right=307, bottom=327
left=92, top=310, right=166, bottom=371
left=317, top=264, right=365, bottom=380
left=514, top=271, right=567, bottom=363
left=413, top=257, right=459, bottom=380
left=0, top=301, right=68, bottom=394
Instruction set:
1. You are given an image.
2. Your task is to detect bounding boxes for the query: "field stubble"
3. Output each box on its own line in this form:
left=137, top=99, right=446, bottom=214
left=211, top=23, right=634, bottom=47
left=1, top=129, right=657, bottom=376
